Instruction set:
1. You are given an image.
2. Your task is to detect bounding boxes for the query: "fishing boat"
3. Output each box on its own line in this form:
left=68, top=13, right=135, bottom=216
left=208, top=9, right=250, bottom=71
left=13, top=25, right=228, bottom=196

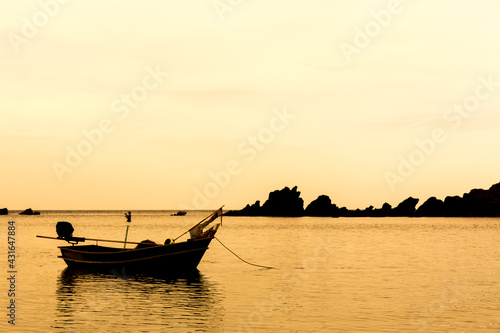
left=37, top=208, right=223, bottom=275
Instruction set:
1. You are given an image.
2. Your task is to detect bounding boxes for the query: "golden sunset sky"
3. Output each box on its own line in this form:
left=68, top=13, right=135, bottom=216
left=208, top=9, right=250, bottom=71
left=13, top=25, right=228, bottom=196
left=1, top=0, right=500, bottom=210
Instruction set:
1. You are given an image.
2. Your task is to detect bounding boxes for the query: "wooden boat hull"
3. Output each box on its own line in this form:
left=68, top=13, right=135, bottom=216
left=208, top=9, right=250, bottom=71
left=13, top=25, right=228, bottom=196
left=58, top=237, right=214, bottom=274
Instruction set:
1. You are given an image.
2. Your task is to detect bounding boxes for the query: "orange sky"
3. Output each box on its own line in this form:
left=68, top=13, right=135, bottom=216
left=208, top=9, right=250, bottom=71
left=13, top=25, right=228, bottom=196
left=1, top=1, right=500, bottom=210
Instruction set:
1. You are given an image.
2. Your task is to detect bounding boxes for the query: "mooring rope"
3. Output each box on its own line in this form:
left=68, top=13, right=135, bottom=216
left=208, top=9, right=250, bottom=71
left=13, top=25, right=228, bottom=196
left=214, top=237, right=275, bottom=270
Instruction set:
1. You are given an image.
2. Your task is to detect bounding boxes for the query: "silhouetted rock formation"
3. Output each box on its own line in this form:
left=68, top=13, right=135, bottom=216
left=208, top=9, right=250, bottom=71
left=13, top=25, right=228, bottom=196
left=0, top=208, right=8, bottom=215
left=415, top=197, right=444, bottom=217
left=305, top=195, right=339, bottom=217
left=440, top=183, right=500, bottom=217
left=372, top=203, right=392, bottom=217
left=261, top=186, right=304, bottom=217
left=392, top=197, right=419, bottom=217
left=226, top=200, right=262, bottom=216
left=19, top=208, right=40, bottom=215
left=441, top=196, right=463, bottom=217
left=226, top=182, right=500, bottom=218
left=226, top=186, right=304, bottom=217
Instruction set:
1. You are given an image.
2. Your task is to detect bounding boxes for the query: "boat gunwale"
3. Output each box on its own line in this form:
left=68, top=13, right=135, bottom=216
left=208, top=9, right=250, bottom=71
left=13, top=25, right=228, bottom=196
left=58, top=246, right=209, bottom=265
left=58, top=237, right=213, bottom=255
left=58, top=244, right=166, bottom=255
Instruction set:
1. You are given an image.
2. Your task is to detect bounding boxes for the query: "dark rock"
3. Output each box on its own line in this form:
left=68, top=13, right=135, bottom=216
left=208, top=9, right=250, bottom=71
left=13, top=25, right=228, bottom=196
left=19, top=208, right=40, bottom=215
left=261, top=186, right=304, bottom=217
left=392, top=197, right=419, bottom=217
left=442, top=196, right=466, bottom=217
left=338, top=207, right=349, bottom=216
left=225, top=201, right=262, bottom=216
left=461, top=183, right=500, bottom=216
left=226, top=181, right=500, bottom=218
left=380, top=203, right=393, bottom=216
left=362, top=205, right=374, bottom=217
left=0, top=208, right=8, bottom=215
left=415, top=197, right=444, bottom=217
left=305, top=195, right=339, bottom=217
left=226, top=186, right=305, bottom=217
left=415, top=183, right=500, bottom=217
left=438, top=182, right=500, bottom=217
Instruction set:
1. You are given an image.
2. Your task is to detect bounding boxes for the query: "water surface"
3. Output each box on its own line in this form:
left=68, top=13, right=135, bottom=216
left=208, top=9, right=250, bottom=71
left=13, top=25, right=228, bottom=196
left=1, top=212, right=499, bottom=332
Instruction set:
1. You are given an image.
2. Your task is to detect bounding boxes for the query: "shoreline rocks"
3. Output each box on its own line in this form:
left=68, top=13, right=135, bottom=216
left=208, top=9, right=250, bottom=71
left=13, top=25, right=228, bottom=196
left=226, top=182, right=500, bottom=217
left=226, top=186, right=305, bottom=217
left=19, top=208, right=40, bottom=215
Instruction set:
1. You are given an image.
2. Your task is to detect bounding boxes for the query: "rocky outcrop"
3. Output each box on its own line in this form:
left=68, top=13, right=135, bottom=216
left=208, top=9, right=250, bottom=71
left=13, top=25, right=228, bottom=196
left=0, top=208, right=8, bottom=215
left=372, top=203, right=392, bottom=217
left=19, top=208, right=40, bottom=215
left=225, top=200, right=262, bottom=216
left=392, top=197, right=419, bottom=217
left=261, top=186, right=304, bottom=217
left=226, top=182, right=500, bottom=218
left=440, top=183, right=500, bottom=217
left=226, top=186, right=304, bottom=217
left=305, top=195, right=339, bottom=217
left=415, top=197, right=444, bottom=217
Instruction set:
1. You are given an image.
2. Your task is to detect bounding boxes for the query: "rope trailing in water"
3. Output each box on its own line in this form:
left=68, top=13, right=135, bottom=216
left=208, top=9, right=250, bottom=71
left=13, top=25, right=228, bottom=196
left=214, top=237, right=275, bottom=270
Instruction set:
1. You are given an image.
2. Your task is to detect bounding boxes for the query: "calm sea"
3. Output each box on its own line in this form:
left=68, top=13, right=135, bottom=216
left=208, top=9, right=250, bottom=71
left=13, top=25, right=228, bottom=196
left=1, top=211, right=499, bottom=332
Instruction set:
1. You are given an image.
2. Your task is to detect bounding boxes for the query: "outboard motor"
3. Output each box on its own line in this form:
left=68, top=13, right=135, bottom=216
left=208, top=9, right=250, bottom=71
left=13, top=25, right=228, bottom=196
left=56, top=221, right=74, bottom=239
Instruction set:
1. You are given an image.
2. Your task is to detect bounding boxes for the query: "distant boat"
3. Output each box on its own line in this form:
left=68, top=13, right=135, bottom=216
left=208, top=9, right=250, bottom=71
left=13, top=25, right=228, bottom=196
left=19, top=208, right=40, bottom=215
left=171, top=210, right=187, bottom=216
left=37, top=208, right=223, bottom=275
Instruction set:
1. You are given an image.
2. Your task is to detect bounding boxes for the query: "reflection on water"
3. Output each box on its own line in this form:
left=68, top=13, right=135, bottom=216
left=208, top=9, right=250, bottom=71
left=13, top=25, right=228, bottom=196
left=54, top=268, right=224, bottom=332
left=9, top=213, right=500, bottom=332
